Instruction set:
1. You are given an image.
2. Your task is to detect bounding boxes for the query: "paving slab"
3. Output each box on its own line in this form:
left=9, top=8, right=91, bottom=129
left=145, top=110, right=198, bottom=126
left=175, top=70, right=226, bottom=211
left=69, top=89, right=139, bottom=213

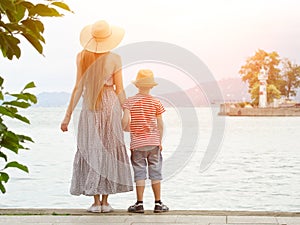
left=277, top=216, right=300, bottom=225
left=176, top=215, right=226, bottom=224
left=0, top=209, right=299, bottom=225
left=211, top=224, right=279, bottom=225
left=227, top=216, right=278, bottom=224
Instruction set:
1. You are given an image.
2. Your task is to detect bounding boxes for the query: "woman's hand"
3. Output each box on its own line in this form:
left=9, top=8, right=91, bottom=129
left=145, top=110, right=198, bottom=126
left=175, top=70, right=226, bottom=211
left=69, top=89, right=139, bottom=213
left=61, top=114, right=70, bottom=132
left=61, top=122, right=68, bottom=132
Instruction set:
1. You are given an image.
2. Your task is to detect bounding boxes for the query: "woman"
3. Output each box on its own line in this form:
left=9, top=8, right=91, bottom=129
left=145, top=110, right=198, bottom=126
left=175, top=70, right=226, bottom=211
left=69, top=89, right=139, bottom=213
left=61, top=20, right=133, bottom=213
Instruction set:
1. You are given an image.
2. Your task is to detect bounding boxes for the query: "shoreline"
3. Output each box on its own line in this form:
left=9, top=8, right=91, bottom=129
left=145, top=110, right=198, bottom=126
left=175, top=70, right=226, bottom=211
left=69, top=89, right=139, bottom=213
left=219, top=103, right=300, bottom=116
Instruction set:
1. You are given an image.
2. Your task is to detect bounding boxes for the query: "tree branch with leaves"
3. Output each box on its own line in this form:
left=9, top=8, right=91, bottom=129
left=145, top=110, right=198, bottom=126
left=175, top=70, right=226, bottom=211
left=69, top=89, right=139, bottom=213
left=0, top=0, right=72, bottom=193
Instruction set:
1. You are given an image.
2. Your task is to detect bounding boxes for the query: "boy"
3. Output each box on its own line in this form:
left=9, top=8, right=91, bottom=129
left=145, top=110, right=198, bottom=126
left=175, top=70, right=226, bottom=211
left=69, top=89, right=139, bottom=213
left=122, top=69, right=169, bottom=213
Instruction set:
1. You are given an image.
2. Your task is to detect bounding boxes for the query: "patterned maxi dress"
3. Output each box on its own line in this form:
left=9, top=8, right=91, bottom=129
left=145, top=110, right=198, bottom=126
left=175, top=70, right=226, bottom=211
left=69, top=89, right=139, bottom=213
left=70, top=52, right=133, bottom=196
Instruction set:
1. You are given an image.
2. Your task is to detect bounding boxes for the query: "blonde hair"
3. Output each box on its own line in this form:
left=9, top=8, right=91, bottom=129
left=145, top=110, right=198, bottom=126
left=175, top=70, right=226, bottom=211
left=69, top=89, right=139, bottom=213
left=79, top=50, right=107, bottom=111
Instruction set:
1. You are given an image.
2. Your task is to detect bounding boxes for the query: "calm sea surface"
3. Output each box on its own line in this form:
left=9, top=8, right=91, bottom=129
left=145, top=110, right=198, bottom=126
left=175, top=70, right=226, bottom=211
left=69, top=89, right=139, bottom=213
left=0, top=107, right=299, bottom=211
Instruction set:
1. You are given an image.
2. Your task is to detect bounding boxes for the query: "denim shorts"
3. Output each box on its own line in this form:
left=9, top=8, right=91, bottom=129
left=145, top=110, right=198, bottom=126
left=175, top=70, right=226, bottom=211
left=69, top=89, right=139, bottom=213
left=131, top=146, right=163, bottom=181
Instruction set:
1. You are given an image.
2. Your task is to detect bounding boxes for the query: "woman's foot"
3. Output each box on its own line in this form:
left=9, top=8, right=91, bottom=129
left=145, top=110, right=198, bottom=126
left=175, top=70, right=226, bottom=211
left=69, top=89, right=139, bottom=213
left=101, top=203, right=114, bottom=213
left=87, top=204, right=101, bottom=213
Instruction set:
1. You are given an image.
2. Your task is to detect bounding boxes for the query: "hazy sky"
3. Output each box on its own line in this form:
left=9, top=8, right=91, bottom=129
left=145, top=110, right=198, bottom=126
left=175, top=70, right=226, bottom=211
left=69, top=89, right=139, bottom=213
left=1, top=0, right=300, bottom=94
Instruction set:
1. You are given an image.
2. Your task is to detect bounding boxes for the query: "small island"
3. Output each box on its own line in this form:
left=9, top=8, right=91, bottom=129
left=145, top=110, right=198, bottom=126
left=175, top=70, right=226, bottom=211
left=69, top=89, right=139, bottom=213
left=219, top=49, right=300, bottom=116
left=219, top=101, right=300, bottom=116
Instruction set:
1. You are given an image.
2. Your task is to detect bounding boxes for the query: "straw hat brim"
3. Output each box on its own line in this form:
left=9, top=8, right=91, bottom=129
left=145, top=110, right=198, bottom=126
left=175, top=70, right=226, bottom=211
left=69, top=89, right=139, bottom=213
left=132, top=81, right=158, bottom=87
left=80, top=25, right=125, bottom=53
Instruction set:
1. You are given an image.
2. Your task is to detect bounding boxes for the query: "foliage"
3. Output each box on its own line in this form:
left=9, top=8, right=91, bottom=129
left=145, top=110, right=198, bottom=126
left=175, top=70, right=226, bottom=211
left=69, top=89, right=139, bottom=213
left=250, top=83, right=281, bottom=106
left=237, top=102, right=252, bottom=108
left=0, top=78, right=37, bottom=193
left=281, top=58, right=300, bottom=99
left=0, top=0, right=73, bottom=59
left=0, top=0, right=72, bottom=193
left=239, top=49, right=286, bottom=104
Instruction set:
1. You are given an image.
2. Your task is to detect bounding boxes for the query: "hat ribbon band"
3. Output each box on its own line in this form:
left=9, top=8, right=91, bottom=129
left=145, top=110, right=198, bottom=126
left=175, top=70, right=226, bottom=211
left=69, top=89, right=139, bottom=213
left=92, top=30, right=112, bottom=42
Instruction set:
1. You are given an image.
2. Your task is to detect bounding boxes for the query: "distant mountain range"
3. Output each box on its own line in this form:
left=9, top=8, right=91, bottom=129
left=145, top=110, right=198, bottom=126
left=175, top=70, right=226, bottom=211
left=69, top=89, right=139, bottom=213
left=36, top=91, right=71, bottom=107
left=35, top=77, right=299, bottom=107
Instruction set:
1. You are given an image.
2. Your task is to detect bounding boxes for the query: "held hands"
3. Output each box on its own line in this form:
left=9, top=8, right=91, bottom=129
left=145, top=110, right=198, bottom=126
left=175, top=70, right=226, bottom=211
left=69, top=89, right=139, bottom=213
left=123, top=123, right=130, bottom=132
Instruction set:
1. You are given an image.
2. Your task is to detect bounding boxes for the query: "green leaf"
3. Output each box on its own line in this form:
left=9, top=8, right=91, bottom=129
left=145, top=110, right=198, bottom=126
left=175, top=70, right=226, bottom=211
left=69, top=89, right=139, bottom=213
left=9, top=92, right=37, bottom=104
left=5, top=106, right=18, bottom=114
left=25, top=93, right=37, bottom=104
left=0, top=4, right=4, bottom=13
left=0, top=182, right=6, bottom=194
left=5, top=35, right=21, bottom=58
left=0, top=151, right=8, bottom=162
left=1, top=0, right=15, bottom=12
left=0, top=21, right=24, bottom=33
left=4, top=131, right=20, bottom=142
left=34, top=20, right=44, bottom=33
left=51, top=2, right=73, bottom=13
left=17, top=134, right=34, bottom=143
left=0, top=76, right=4, bottom=87
left=29, top=4, right=62, bottom=17
left=0, top=106, right=15, bottom=118
left=0, top=121, right=7, bottom=130
left=20, top=1, right=34, bottom=10
left=0, top=172, right=9, bottom=183
left=0, top=140, right=19, bottom=153
left=21, top=33, right=43, bottom=54
left=4, top=161, right=29, bottom=173
left=14, top=113, right=30, bottom=124
left=21, top=19, right=45, bottom=43
left=0, top=34, right=21, bottom=59
left=15, top=3, right=26, bottom=22
left=6, top=10, right=17, bottom=23
left=3, top=100, right=31, bottom=108
left=0, top=122, right=8, bottom=131
left=1, top=131, right=21, bottom=153
left=23, top=81, right=36, bottom=90
left=0, top=92, right=4, bottom=100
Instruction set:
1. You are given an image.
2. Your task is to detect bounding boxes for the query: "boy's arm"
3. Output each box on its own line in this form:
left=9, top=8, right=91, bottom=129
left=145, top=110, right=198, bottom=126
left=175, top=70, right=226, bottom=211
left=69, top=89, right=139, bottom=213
left=157, top=114, right=164, bottom=151
left=122, top=108, right=131, bottom=131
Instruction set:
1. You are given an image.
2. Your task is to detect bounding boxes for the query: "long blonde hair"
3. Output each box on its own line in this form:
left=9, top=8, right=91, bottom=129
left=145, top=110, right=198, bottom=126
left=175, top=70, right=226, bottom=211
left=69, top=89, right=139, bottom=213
left=78, top=50, right=108, bottom=110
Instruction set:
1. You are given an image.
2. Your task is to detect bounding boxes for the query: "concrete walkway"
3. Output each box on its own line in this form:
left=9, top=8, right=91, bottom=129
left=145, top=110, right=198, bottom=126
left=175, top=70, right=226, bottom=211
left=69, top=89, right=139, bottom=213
left=0, top=209, right=299, bottom=225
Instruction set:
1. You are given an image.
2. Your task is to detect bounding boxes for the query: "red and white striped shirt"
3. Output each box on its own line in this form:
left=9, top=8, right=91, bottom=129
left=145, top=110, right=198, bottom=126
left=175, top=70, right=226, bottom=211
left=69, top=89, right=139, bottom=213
left=123, top=93, right=165, bottom=150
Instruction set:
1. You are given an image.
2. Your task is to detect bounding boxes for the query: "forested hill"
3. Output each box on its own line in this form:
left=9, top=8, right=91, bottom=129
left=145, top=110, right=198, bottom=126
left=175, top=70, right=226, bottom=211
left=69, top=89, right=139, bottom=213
left=35, top=78, right=299, bottom=107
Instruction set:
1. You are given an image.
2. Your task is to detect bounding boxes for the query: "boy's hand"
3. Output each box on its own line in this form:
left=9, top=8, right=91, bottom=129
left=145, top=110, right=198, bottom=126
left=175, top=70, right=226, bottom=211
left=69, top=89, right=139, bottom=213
left=159, top=145, right=163, bottom=151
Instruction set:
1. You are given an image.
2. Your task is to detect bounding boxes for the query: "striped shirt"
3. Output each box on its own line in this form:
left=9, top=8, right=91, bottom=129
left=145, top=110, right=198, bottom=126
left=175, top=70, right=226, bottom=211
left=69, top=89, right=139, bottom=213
left=123, top=93, right=165, bottom=150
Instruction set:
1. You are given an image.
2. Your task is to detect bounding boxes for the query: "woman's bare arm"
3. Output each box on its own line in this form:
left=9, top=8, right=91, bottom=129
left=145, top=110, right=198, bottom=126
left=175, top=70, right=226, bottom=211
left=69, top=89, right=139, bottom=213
left=61, top=53, right=84, bottom=132
left=122, top=108, right=131, bottom=131
left=114, top=68, right=126, bottom=106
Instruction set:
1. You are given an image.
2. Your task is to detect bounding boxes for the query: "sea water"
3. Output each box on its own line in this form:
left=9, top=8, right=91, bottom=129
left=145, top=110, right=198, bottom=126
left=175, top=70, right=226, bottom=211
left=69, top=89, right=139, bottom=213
left=0, top=107, right=299, bottom=212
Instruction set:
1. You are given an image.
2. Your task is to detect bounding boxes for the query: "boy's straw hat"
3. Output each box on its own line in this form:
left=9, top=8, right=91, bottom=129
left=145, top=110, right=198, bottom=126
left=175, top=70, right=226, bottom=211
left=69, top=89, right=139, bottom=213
left=132, top=69, right=158, bottom=87
left=80, top=20, right=124, bottom=53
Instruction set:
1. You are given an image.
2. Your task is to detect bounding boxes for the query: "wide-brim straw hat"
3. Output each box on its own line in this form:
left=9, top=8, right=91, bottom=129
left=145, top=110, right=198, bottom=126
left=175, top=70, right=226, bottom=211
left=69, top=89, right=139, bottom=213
left=132, top=69, right=158, bottom=87
left=80, top=20, right=125, bottom=53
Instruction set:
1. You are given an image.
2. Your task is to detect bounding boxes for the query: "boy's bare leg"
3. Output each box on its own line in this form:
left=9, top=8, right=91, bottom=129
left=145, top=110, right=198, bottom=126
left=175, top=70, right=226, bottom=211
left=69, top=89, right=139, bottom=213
left=151, top=180, right=161, bottom=201
left=136, top=180, right=145, bottom=201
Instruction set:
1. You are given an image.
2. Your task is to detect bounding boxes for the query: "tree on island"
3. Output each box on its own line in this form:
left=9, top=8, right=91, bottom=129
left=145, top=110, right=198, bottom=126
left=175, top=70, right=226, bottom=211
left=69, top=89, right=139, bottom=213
left=281, top=58, right=300, bottom=100
left=239, top=49, right=300, bottom=105
left=0, top=0, right=72, bottom=193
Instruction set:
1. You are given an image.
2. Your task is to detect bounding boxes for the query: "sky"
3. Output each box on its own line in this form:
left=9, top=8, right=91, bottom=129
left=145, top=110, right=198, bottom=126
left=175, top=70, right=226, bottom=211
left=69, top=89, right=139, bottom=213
left=1, top=0, right=300, bottom=94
